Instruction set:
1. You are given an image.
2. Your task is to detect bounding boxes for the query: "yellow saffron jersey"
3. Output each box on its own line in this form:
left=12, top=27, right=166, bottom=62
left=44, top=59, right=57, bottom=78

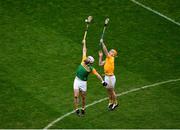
left=104, top=55, right=114, bottom=75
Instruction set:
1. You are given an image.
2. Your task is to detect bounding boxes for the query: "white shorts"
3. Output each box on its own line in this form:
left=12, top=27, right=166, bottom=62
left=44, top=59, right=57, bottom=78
left=104, top=75, right=116, bottom=88
left=73, top=77, right=87, bottom=92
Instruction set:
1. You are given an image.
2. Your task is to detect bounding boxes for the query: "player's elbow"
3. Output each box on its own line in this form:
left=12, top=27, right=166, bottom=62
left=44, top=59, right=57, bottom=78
left=83, top=50, right=87, bottom=54
left=96, top=73, right=101, bottom=79
left=99, top=63, right=103, bottom=66
left=83, top=48, right=87, bottom=52
left=104, top=52, right=109, bottom=56
left=99, top=62, right=103, bottom=66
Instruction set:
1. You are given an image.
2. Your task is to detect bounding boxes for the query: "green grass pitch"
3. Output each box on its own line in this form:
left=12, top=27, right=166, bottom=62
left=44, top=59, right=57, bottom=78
left=0, top=0, right=180, bottom=128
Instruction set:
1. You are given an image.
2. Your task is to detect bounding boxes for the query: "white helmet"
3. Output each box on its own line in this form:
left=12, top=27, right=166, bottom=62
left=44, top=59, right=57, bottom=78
left=87, top=56, right=94, bottom=64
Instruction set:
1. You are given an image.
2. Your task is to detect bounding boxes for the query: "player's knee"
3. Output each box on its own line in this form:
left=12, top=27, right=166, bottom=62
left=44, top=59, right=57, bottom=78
left=82, top=95, right=86, bottom=100
left=74, top=96, right=78, bottom=99
left=112, top=90, right=116, bottom=94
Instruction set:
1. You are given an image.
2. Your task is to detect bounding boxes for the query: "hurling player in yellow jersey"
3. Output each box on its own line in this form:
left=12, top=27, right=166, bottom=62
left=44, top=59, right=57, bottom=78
left=99, top=39, right=118, bottom=110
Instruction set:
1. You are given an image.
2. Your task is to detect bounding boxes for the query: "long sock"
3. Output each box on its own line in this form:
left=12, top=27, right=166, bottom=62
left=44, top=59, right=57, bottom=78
left=109, top=99, right=113, bottom=105
left=74, top=97, right=79, bottom=110
left=112, top=90, right=118, bottom=105
left=114, top=99, right=118, bottom=105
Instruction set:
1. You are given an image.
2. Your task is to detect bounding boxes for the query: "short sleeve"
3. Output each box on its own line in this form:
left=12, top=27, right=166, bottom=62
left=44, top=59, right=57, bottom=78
left=91, top=68, right=98, bottom=75
left=106, top=54, right=111, bottom=59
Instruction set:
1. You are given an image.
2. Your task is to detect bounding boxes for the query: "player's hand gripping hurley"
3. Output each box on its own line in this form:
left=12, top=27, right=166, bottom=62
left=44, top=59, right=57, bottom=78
left=82, top=16, right=93, bottom=42
left=99, top=18, right=109, bottom=46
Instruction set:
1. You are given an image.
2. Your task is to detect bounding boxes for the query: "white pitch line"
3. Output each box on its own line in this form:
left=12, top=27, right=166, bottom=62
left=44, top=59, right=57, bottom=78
left=44, top=78, right=180, bottom=129
left=130, top=0, right=180, bottom=26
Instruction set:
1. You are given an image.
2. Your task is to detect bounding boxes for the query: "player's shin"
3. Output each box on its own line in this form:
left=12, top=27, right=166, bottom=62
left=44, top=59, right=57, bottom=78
left=81, top=95, right=86, bottom=110
left=113, top=90, right=118, bottom=105
left=107, top=89, right=113, bottom=108
left=81, top=93, right=86, bottom=115
left=74, top=96, right=79, bottom=110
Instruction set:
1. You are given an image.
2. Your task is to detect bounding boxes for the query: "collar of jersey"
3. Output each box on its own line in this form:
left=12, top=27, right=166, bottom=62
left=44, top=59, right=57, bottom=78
left=81, top=62, right=91, bottom=72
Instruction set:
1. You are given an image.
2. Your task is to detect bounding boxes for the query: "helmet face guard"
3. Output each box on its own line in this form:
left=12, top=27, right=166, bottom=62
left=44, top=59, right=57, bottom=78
left=87, top=56, right=94, bottom=64
left=110, top=49, right=117, bottom=57
left=84, top=59, right=90, bottom=65
left=84, top=56, right=94, bottom=65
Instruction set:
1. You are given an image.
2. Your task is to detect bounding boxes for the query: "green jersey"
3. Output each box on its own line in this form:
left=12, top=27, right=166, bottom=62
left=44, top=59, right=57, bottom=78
left=76, top=63, right=94, bottom=81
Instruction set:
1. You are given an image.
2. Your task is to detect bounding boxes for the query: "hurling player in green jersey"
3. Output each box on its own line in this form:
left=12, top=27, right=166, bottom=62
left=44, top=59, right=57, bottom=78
left=73, top=39, right=107, bottom=116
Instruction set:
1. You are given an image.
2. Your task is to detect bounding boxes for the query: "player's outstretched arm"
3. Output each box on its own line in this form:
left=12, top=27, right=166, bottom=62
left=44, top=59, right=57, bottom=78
left=96, top=72, right=107, bottom=86
left=100, top=39, right=109, bottom=56
left=98, top=50, right=105, bottom=66
left=92, top=69, right=107, bottom=86
left=82, top=39, right=87, bottom=58
left=96, top=72, right=103, bottom=82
